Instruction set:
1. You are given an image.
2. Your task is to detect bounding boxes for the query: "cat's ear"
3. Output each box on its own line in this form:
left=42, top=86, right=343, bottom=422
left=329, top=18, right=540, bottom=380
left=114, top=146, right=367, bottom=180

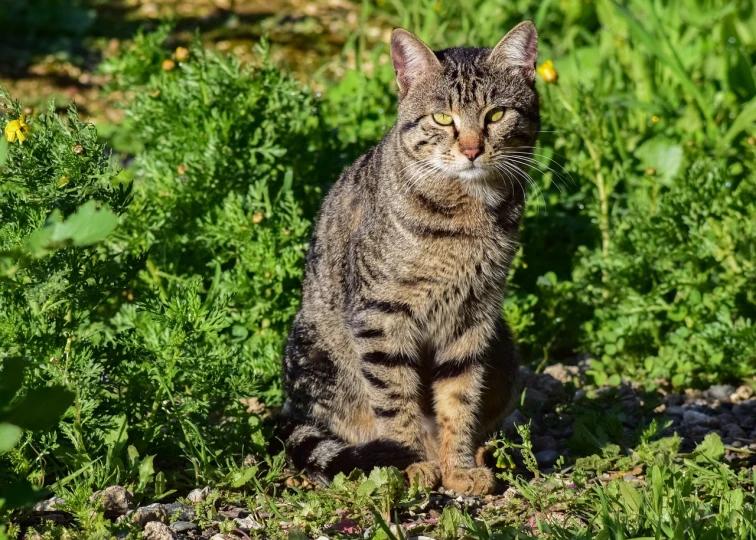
left=390, top=28, right=441, bottom=95
left=487, top=21, right=538, bottom=80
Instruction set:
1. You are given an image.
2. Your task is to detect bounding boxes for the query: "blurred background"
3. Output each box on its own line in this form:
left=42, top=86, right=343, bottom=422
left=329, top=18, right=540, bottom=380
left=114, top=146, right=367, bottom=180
left=1, top=0, right=756, bottom=534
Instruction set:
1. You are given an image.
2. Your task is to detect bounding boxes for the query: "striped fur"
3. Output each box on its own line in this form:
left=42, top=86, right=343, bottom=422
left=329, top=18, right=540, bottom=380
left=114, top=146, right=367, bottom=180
left=281, top=22, right=540, bottom=495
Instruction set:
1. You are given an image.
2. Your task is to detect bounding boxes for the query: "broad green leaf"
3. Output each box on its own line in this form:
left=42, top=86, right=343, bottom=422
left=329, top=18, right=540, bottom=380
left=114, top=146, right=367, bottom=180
left=0, top=423, right=22, bottom=454
left=617, top=480, right=642, bottom=515
left=356, top=479, right=376, bottom=497
left=137, top=455, right=156, bottom=490
left=692, top=433, right=724, bottom=463
left=0, top=480, right=47, bottom=510
left=635, top=137, right=683, bottom=185
left=227, top=466, right=257, bottom=488
left=51, top=200, right=118, bottom=246
left=439, top=506, right=464, bottom=540
left=0, top=386, right=73, bottom=431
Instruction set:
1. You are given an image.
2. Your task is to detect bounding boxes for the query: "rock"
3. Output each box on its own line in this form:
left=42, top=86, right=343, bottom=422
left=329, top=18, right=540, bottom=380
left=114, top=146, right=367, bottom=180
left=705, top=385, right=735, bottom=402
left=132, top=503, right=169, bottom=527
left=572, top=389, right=586, bottom=403
left=234, top=516, right=263, bottom=531
left=170, top=521, right=197, bottom=533
left=186, top=486, right=210, bottom=503
left=723, top=424, right=746, bottom=439
left=532, top=435, right=558, bottom=452
left=518, top=366, right=537, bottom=389
left=543, top=364, right=579, bottom=384
left=534, top=450, right=560, bottom=467
left=665, top=406, right=685, bottom=417
left=623, top=474, right=637, bottom=482
left=730, top=385, right=754, bottom=403
left=523, top=388, right=547, bottom=411
left=532, top=374, right=566, bottom=405
left=682, top=410, right=720, bottom=428
left=500, top=409, right=529, bottom=437
left=32, top=496, right=65, bottom=513
left=164, top=502, right=194, bottom=521
left=143, top=521, right=176, bottom=540
left=90, top=486, right=134, bottom=519
left=209, top=535, right=228, bottom=540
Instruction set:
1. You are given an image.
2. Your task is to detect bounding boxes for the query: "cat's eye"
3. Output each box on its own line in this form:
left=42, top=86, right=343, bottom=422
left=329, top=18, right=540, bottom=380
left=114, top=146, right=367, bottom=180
left=487, top=108, right=505, bottom=123
left=432, top=112, right=454, bottom=126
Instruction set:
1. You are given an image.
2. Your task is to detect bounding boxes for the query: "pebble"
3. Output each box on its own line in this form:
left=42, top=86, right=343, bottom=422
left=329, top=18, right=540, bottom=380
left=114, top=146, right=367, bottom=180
left=682, top=410, right=720, bottom=428
left=543, top=363, right=579, bottom=384
left=186, top=486, right=210, bottom=503
left=90, top=486, right=134, bottom=519
left=143, top=521, right=176, bottom=540
left=234, top=516, right=264, bottom=530
left=132, top=503, right=169, bottom=527
left=32, top=496, right=65, bottom=513
left=523, top=388, right=547, bottom=411
left=164, top=502, right=194, bottom=521
left=532, top=435, right=558, bottom=452
left=170, top=520, right=197, bottom=532
left=665, top=406, right=685, bottom=417
left=534, top=450, right=560, bottom=467
left=623, top=474, right=637, bottom=482
left=500, top=409, right=528, bottom=437
left=705, top=385, right=735, bottom=402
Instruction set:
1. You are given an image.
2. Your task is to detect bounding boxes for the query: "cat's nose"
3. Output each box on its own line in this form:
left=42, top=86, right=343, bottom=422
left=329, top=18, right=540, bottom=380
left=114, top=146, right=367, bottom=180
left=461, top=145, right=481, bottom=161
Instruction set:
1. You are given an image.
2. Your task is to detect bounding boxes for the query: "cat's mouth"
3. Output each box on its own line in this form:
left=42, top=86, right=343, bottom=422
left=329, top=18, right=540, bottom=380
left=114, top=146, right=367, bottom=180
left=452, top=161, right=491, bottom=182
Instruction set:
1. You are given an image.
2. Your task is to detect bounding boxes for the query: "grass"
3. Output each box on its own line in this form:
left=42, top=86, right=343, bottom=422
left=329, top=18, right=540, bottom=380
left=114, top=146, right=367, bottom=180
left=1, top=0, right=755, bottom=538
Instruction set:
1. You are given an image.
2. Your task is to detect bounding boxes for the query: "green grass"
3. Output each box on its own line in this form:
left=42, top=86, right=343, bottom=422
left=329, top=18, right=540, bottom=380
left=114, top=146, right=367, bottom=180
left=1, top=0, right=756, bottom=537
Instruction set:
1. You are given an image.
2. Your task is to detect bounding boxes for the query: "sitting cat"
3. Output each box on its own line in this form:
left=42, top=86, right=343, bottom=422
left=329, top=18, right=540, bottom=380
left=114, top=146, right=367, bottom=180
left=280, top=21, right=539, bottom=496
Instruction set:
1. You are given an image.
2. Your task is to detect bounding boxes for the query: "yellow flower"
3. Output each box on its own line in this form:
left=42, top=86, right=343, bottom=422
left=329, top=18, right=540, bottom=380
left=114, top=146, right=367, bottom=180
left=174, top=47, right=190, bottom=62
left=5, top=115, right=30, bottom=143
left=652, top=115, right=659, bottom=123
left=537, top=60, right=558, bottom=84
left=162, top=59, right=176, bottom=71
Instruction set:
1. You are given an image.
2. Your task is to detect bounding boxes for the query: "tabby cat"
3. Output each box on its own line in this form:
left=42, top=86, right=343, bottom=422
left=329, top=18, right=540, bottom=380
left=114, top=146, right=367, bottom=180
left=280, top=21, right=540, bottom=496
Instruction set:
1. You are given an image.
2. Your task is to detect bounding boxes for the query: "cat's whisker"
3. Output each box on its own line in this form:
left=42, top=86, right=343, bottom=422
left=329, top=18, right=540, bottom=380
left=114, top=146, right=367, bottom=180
left=501, top=155, right=567, bottom=195
left=499, top=150, right=575, bottom=189
left=497, top=159, right=546, bottom=213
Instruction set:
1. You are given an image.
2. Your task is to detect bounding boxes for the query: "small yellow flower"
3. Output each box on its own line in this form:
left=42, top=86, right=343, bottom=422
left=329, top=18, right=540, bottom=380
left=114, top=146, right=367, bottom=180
left=652, top=115, right=659, bottom=123
left=162, top=59, right=176, bottom=71
left=252, top=211, right=265, bottom=224
left=174, top=46, right=190, bottom=62
left=747, top=136, right=755, bottom=146
left=5, top=115, right=30, bottom=143
left=57, top=176, right=70, bottom=188
left=537, top=60, right=558, bottom=84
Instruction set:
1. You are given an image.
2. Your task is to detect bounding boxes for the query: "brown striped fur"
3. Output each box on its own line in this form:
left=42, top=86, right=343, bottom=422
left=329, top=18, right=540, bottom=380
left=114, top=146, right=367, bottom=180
left=281, top=22, right=540, bottom=496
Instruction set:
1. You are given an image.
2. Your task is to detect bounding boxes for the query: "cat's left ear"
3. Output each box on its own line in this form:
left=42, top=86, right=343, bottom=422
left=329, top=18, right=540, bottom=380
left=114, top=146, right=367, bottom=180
left=487, top=21, right=538, bottom=81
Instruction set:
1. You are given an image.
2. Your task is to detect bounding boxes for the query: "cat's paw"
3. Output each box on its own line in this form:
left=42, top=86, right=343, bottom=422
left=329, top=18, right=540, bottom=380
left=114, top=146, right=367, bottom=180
left=442, top=466, right=495, bottom=496
left=405, top=461, right=442, bottom=489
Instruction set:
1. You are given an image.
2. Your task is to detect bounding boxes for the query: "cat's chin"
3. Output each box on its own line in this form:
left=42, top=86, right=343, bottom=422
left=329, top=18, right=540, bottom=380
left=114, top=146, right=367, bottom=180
left=454, top=166, right=491, bottom=182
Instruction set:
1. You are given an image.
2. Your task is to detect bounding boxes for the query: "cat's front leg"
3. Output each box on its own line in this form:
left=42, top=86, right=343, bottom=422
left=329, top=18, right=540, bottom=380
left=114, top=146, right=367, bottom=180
left=433, top=320, right=512, bottom=496
left=352, top=303, right=427, bottom=458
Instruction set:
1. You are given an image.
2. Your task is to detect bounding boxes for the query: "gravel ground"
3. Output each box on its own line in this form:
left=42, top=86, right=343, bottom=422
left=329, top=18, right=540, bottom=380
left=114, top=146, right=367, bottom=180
left=23, top=365, right=756, bottom=539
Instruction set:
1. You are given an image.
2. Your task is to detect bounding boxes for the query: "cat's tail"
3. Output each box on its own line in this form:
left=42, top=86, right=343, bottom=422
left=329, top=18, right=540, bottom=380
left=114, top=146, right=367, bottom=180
left=281, top=416, right=419, bottom=485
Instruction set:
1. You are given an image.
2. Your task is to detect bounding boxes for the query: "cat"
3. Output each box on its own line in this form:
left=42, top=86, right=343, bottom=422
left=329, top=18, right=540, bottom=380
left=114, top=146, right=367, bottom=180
left=280, top=21, right=540, bottom=496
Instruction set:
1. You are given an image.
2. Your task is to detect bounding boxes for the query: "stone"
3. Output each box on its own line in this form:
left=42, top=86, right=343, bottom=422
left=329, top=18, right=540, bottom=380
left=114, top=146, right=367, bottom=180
left=32, top=496, right=65, bottom=513
left=572, top=389, right=586, bottom=403
left=731, top=385, right=754, bottom=403
left=90, top=486, right=134, bottom=519
left=623, top=474, right=637, bottom=482
left=532, top=374, right=565, bottom=405
left=164, top=502, right=194, bottom=521
left=682, top=410, right=720, bottom=428
left=143, top=521, right=176, bottom=540
left=170, top=521, right=197, bottom=533
left=532, top=435, right=558, bottom=452
left=665, top=406, right=685, bottom=417
left=234, top=516, right=264, bottom=531
left=534, top=450, right=560, bottom=467
left=705, top=385, right=735, bottom=402
left=542, top=364, right=579, bottom=384
left=723, top=424, right=746, bottom=439
left=132, top=503, right=168, bottom=527
left=186, top=486, right=210, bottom=503
left=500, top=409, right=529, bottom=437
left=523, top=388, right=547, bottom=411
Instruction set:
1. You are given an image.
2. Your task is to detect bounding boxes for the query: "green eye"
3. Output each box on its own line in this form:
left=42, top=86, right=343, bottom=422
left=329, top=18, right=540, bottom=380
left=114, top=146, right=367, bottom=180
left=488, top=108, right=505, bottom=123
left=432, top=112, right=454, bottom=126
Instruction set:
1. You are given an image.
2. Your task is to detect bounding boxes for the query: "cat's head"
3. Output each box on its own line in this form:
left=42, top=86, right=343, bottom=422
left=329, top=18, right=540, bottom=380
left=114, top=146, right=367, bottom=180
left=390, top=23, right=540, bottom=193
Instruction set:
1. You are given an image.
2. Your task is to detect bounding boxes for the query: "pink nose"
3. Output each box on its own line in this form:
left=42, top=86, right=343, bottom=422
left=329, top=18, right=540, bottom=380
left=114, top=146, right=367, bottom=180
left=461, top=145, right=481, bottom=160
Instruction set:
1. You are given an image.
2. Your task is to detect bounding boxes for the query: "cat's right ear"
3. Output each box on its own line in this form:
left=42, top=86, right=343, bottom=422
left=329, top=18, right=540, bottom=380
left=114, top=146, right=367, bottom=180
left=390, top=29, right=441, bottom=96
